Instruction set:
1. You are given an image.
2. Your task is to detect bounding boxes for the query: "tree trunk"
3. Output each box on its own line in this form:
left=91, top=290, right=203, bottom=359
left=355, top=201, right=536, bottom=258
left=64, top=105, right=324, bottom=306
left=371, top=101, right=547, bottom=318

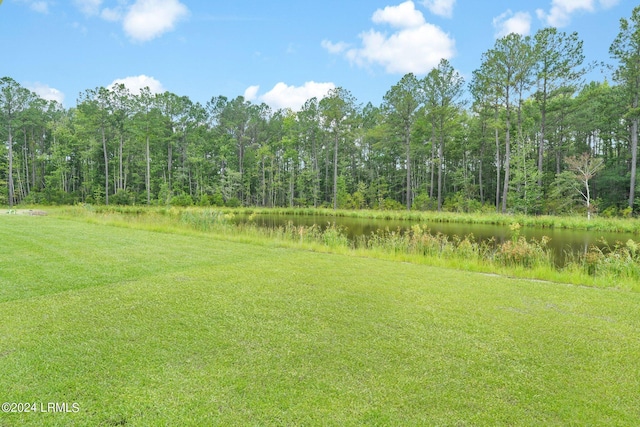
left=501, top=119, right=511, bottom=214
left=119, top=134, right=124, bottom=191
left=146, top=135, right=151, bottom=205
left=629, top=94, right=638, bottom=209
left=8, top=125, right=14, bottom=208
left=406, top=126, right=411, bottom=210
left=333, top=133, right=338, bottom=210
left=479, top=135, right=485, bottom=204
left=429, top=127, right=436, bottom=199
left=538, top=79, right=548, bottom=188
left=495, top=126, right=501, bottom=212
left=102, top=126, right=109, bottom=205
left=437, top=130, right=444, bottom=212
left=167, top=140, right=173, bottom=189
left=501, top=95, right=512, bottom=214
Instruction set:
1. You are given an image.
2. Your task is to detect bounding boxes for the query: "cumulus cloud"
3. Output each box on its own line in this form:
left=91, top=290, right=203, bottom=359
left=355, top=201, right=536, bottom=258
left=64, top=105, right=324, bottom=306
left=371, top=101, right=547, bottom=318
left=323, top=1, right=455, bottom=75
left=28, top=83, right=65, bottom=104
left=123, top=0, right=189, bottom=42
left=421, top=0, right=456, bottom=18
left=245, top=82, right=336, bottom=111
left=109, top=75, right=165, bottom=95
left=493, top=10, right=531, bottom=38
left=72, top=0, right=188, bottom=42
left=372, top=1, right=425, bottom=28
left=243, top=85, right=260, bottom=102
left=536, top=0, right=618, bottom=27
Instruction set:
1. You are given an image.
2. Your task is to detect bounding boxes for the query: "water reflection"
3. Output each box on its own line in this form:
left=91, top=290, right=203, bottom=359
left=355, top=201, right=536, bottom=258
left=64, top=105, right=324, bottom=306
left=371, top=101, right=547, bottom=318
left=232, top=213, right=637, bottom=267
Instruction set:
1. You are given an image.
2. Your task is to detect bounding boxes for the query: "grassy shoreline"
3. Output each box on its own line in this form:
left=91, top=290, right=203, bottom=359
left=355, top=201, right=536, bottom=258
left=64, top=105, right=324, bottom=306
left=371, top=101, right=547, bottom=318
left=190, top=206, right=640, bottom=233
left=39, top=205, right=640, bottom=291
left=8, top=203, right=640, bottom=232
left=1, top=215, right=639, bottom=425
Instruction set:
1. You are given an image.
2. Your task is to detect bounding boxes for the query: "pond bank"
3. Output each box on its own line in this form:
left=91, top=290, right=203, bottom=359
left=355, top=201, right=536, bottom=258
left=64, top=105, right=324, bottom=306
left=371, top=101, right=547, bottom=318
left=46, top=205, right=640, bottom=291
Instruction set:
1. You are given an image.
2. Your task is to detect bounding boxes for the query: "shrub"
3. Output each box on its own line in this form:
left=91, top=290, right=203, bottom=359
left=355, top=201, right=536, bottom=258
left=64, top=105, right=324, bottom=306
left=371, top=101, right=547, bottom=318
left=170, top=193, right=194, bottom=207
left=198, top=194, right=212, bottom=206
left=381, top=198, right=404, bottom=210
left=225, top=197, right=241, bottom=208
left=111, top=189, right=133, bottom=206
left=412, top=192, right=436, bottom=211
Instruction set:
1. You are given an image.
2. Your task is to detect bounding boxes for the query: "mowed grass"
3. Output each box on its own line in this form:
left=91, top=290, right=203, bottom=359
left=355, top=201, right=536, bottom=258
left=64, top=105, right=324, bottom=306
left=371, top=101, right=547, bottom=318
left=0, top=216, right=639, bottom=426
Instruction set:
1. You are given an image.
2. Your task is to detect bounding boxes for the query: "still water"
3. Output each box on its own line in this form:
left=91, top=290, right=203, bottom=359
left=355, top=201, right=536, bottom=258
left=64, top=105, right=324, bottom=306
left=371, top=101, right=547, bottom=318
left=232, top=213, right=638, bottom=267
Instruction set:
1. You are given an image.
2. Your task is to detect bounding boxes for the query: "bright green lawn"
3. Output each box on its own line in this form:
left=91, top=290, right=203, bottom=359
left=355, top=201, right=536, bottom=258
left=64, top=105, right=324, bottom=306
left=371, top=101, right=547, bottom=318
left=0, top=215, right=639, bottom=426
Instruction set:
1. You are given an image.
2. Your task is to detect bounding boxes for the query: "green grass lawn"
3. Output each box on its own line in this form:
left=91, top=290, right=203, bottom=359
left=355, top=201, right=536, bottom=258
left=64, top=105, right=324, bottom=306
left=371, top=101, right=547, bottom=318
left=1, top=215, right=639, bottom=426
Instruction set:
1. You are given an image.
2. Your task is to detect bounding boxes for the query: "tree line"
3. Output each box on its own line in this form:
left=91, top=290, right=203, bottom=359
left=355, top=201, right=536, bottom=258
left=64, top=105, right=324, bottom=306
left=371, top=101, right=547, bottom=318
left=1, top=7, right=639, bottom=216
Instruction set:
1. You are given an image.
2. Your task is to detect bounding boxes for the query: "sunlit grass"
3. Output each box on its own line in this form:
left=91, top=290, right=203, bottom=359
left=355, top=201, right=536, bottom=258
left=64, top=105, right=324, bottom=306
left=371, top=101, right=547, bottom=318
left=1, top=215, right=639, bottom=425
left=45, top=206, right=640, bottom=290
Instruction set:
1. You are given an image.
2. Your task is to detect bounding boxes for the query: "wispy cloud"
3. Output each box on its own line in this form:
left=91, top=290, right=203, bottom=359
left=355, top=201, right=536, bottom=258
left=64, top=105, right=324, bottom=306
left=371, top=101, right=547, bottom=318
left=74, top=0, right=102, bottom=16
left=421, top=0, right=456, bottom=18
left=536, top=0, right=620, bottom=27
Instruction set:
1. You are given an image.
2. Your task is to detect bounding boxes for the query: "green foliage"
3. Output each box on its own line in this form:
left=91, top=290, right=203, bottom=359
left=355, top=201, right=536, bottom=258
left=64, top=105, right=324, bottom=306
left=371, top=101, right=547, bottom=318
left=546, top=171, right=581, bottom=215
left=211, top=191, right=225, bottom=207
left=380, top=198, right=405, bottom=210
left=197, top=194, right=211, bottom=206
left=349, top=182, right=368, bottom=209
left=443, top=192, right=483, bottom=213
left=0, top=13, right=638, bottom=214
left=225, top=196, right=241, bottom=207
left=335, top=175, right=350, bottom=209
left=495, top=230, right=552, bottom=268
left=155, top=183, right=169, bottom=206
left=111, top=189, right=134, bottom=205
left=0, top=183, right=6, bottom=206
left=411, top=191, right=436, bottom=211
left=170, top=192, right=193, bottom=207
left=576, top=238, right=640, bottom=280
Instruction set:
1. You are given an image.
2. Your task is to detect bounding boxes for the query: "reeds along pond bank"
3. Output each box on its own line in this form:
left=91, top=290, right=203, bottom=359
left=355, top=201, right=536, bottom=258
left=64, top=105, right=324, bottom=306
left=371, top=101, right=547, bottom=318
left=52, top=205, right=640, bottom=291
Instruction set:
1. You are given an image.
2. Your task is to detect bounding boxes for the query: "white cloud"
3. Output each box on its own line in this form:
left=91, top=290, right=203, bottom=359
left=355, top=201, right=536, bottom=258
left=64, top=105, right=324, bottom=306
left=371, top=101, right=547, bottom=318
left=323, top=1, right=455, bottom=75
left=493, top=10, right=532, bottom=38
left=372, top=1, right=425, bottom=28
left=243, top=85, right=260, bottom=102
left=109, top=75, right=165, bottom=95
left=28, top=83, right=64, bottom=104
left=320, top=40, right=349, bottom=54
left=74, top=0, right=102, bottom=16
left=246, top=82, right=336, bottom=111
left=536, top=0, right=617, bottom=27
left=122, top=0, right=189, bottom=42
left=421, top=0, right=456, bottom=18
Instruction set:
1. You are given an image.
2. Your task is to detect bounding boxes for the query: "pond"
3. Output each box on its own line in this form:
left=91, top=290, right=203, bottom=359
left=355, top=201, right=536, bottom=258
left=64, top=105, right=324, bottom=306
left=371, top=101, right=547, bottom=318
left=232, top=213, right=638, bottom=267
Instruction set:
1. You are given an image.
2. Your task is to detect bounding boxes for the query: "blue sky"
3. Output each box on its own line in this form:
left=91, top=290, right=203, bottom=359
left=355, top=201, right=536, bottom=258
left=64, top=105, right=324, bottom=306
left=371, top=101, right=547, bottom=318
left=0, top=0, right=634, bottom=110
